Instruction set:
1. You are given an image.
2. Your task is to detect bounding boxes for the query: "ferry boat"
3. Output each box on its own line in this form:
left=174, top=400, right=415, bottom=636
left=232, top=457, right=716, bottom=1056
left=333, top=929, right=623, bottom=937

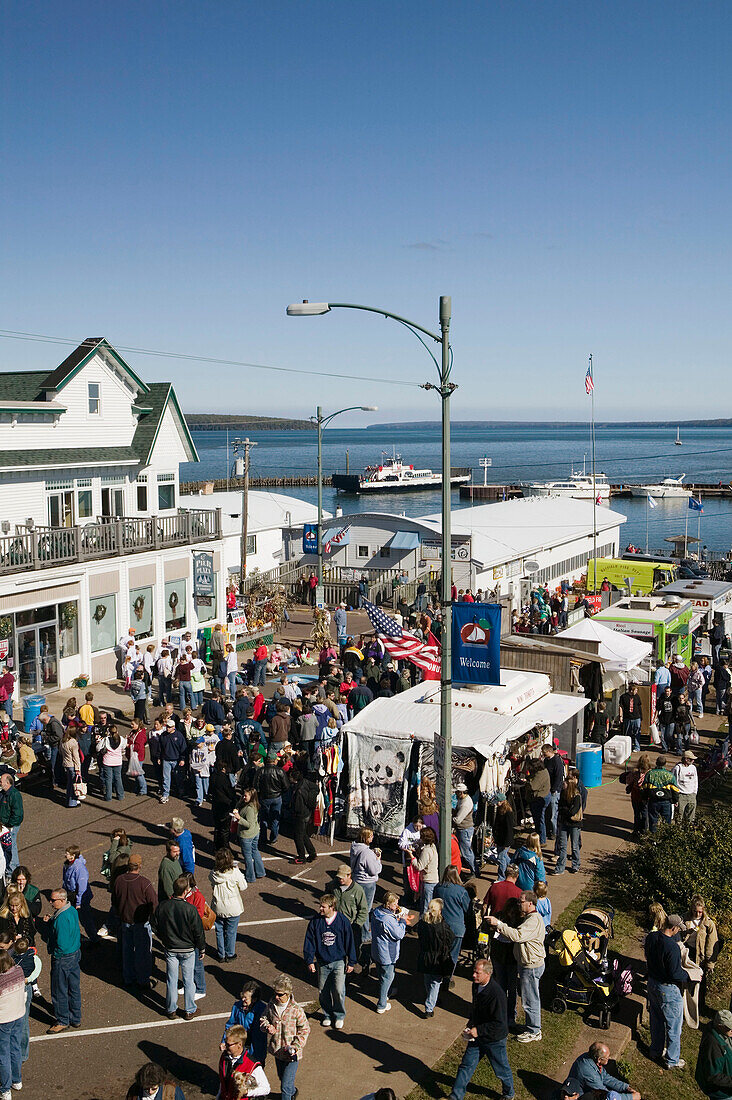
left=524, top=467, right=611, bottom=502
left=332, top=453, right=471, bottom=494
left=627, top=475, right=691, bottom=499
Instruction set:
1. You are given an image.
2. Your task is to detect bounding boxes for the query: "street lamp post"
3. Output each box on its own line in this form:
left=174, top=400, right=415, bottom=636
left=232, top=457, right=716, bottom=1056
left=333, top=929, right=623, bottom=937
left=312, top=405, right=378, bottom=593
left=288, top=297, right=456, bottom=875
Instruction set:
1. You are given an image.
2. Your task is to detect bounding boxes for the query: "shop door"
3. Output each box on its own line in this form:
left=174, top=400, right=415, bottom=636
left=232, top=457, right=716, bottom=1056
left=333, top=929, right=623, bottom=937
left=17, top=624, right=58, bottom=696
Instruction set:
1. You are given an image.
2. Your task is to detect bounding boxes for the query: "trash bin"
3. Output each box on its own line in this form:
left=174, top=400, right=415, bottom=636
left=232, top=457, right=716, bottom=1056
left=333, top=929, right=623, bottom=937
left=22, top=694, right=45, bottom=731
left=576, top=741, right=603, bottom=789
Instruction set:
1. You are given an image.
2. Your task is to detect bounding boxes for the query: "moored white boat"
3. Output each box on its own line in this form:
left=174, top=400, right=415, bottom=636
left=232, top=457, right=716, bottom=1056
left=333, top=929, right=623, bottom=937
left=628, top=475, right=691, bottom=499
left=525, top=469, right=611, bottom=501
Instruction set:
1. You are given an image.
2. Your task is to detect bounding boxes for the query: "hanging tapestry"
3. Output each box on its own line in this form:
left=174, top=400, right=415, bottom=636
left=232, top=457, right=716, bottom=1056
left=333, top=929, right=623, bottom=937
left=345, top=731, right=411, bottom=839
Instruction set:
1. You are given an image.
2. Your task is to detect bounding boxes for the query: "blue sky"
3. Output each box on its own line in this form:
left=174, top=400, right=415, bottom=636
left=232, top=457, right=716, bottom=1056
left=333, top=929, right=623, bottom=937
left=1, top=2, right=730, bottom=421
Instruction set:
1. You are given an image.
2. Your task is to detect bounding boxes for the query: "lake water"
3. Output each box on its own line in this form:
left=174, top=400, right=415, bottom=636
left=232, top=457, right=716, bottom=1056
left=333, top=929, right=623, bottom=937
left=184, top=424, right=732, bottom=554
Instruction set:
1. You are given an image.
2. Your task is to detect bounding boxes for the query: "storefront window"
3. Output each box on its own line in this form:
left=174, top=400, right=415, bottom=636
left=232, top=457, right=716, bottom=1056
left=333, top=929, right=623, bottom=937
left=89, top=594, right=117, bottom=653
left=165, top=579, right=186, bottom=631
left=129, top=585, right=154, bottom=639
left=58, top=601, right=79, bottom=657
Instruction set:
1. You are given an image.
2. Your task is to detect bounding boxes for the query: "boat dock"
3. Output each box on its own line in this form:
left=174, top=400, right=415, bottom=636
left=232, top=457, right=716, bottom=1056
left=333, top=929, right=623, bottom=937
left=460, top=482, right=732, bottom=501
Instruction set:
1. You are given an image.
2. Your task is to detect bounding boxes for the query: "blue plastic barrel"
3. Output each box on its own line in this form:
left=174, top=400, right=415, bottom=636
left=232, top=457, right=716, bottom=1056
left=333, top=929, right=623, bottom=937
left=22, top=694, right=45, bottom=731
left=576, top=741, right=603, bottom=789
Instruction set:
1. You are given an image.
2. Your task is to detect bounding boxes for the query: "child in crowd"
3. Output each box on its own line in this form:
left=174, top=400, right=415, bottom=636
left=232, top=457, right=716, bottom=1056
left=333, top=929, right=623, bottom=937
left=62, top=845, right=98, bottom=942
left=189, top=736, right=211, bottom=807
left=535, top=881, right=552, bottom=931
left=220, top=980, right=268, bottom=1065
left=170, top=817, right=195, bottom=875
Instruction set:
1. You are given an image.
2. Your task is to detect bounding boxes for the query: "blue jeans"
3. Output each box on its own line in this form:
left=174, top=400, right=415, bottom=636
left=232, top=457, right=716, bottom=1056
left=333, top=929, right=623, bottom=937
left=0, top=1015, right=23, bottom=1091
left=648, top=978, right=683, bottom=1066
left=194, top=773, right=209, bottom=804
left=253, top=660, right=267, bottom=687
left=51, top=950, right=82, bottom=1026
left=20, top=983, right=31, bottom=1062
left=451, top=1038, right=515, bottom=1099
left=66, top=766, right=80, bottom=808
left=531, top=795, right=550, bottom=844
left=157, top=674, right=172, bottom=704
left=648, top=799, right=673, bottom=832
left=424, top=972, right=442, bottom=1013
left=374, top=960, right=395, bottom=1010
left=691, top=687, right=703, bottom=715
left=675, top=723, right=690, bottom=754
left=547, top=790, right=560, bottom=837
left=78, top=899, right=98, bottom=941
left=162, top=758, right=184, bottom=799
left=215, top=915, right=239, bottom=960
left=8, top=825, right=19, bottom=875
left=102, top=763, right=124, bottom=801
left=120, top=922, right=153, bottom=985
left=259, top=796, right=282, bottom=843
left=421, top=880, right=436, bottom=916
left=178, top=681, right=193, bottom=709
left=455, top=826, right=476, bottom=874
left=240, top=835, right=266, bottom=882
left=491, top=954, right=517, bottom=1024
left=318, top=958, right=347, bottom=1020
left=165, top=949, right=196, bottom=1015
left=450, top=934, right=464, bottom=969
left=361, top=881, right=377, bottom=944
left=660, top=722, right=674, bottom=752
left=496, top=847, right=511, bottom=880
left=274, top=1055, right=299, bottom=1100
left=625, top=717, right=642, bottom=751
left=227, top=672, right=238, bottom=696
left=194, top=951, right=206, bottom=994
left=519, top=962, right=544, bottom=1034
left=555, top=823, right=581, bottom=873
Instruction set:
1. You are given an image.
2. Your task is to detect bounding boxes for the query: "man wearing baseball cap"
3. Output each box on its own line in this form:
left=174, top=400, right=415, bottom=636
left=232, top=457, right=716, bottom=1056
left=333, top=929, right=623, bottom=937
left=645, top=913, right=687, bottom=1069
left=673, top=750, right=699, bottom=825
left=333, top=864, right=368, bottom=967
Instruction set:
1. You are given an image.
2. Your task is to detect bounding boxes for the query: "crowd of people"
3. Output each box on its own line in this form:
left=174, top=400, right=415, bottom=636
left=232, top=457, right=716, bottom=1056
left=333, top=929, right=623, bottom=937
left=0, top=581, right=728, bottom=1100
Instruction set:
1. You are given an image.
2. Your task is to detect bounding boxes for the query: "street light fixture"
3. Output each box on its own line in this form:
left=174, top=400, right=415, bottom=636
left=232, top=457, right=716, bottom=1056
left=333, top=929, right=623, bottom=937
left=287, top=296, right=456, bottom=875
left=311, top=404, right=378, bottom=596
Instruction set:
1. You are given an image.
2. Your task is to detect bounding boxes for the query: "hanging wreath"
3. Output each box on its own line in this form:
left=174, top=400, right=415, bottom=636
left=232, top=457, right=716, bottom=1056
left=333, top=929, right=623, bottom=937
left=133, top=594, right=146, bottom=621
left=0, top=618, right=11, bottom=641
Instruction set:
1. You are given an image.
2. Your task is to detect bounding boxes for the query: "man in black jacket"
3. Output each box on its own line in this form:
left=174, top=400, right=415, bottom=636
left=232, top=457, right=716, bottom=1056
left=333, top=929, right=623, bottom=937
left=152, top=874, right=205, bottom=1020
left=541, top=744, right=564, bottom=841
left=258, top=752, right=290, bottom=845
left=645, top=913, right=687, bottom=1070
left=448, top=957, right=515, bottom=1100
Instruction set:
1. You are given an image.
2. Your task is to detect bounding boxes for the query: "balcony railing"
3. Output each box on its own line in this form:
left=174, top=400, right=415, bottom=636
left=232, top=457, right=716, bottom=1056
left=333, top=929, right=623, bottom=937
left=0, top=509, right=222, bottom=577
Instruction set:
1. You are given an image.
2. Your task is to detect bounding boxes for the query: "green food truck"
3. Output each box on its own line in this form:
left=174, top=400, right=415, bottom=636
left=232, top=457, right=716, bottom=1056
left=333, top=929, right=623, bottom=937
left=586, top=558, right=678, bottom=596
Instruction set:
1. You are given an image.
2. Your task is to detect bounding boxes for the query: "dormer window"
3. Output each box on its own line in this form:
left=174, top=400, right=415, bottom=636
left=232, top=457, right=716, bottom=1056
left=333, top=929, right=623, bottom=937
left=88, top=382, right=100, bottom=415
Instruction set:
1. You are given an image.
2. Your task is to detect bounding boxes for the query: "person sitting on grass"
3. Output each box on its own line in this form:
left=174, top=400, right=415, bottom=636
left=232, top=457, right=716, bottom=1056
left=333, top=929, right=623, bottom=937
left=568, top=1041, right=641, bottom=1099
left=696, top=1009, right=732, bottom=1099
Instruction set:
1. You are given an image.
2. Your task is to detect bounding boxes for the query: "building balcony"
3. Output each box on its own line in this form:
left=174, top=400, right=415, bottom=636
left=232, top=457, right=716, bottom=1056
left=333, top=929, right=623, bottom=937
left=0, top=509, right=222, bottom=577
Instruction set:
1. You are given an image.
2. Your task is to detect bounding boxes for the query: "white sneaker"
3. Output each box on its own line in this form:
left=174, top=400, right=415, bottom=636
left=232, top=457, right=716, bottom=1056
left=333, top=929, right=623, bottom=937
left=376, top=1003, right=391, bottom=1014
left=516, top=1030, right=542, bottom=1043
left=334, top=1019, right=344, bottom=1029
left=320, top=1017, right=332, bottom=1027
left=1, top=1089, right=12, bottom=1100
left=664, top=1058, right=686, bottom=1069
left=11, top=1085, right=22, bottom=1093
left=97, top=926, right=110, bottom=939
left=194, top=992, right=206, bottom=1001
left=178, top=987, right=184, bottom=996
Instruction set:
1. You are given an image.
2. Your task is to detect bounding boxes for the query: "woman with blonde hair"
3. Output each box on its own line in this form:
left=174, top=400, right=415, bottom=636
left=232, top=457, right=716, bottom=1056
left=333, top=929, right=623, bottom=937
left=416, top=897, right=455, bottom=1017
left=511, top=831, right=546, bottom=892
left=412, top=827, right=439, bottom=914
left=0, top=889, right=34, bottom=946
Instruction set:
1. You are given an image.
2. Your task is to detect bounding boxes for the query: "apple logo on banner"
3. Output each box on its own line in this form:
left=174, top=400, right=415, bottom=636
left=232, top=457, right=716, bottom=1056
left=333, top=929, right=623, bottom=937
left=460, top=618, right=491, bottom=646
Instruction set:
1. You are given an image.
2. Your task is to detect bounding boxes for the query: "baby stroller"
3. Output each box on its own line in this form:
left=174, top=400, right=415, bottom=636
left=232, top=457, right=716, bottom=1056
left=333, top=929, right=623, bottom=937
left=548, top=905, right=619, bottom=1030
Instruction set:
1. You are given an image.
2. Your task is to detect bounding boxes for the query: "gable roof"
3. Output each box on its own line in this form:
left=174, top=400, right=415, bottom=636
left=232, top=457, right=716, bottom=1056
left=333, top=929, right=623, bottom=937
left=0, top=370, right=53, bottom=402
left=132, top=382, right=198, bottom=464
left=39, top=337, right=150, bottom=396
left=0, top=446, right=139, bottom=472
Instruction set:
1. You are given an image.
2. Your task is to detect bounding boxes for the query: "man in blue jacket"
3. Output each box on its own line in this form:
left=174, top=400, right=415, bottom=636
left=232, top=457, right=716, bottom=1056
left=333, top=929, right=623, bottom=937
left=303, top=893, right=356, bottom=1030
left=568, top=1042, right=641, bottom=1099
left=645, top=913, right=688, bottom=1069
left=159, top=720, right=187, bottom=804
left=370, top=891, right=408, bottom=1013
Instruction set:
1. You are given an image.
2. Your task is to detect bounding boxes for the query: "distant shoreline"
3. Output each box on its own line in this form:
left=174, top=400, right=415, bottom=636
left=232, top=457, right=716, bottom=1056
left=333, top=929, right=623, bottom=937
left=365, top=419, right=732, bottom=430
left=186, top=414, right=315, bottom=430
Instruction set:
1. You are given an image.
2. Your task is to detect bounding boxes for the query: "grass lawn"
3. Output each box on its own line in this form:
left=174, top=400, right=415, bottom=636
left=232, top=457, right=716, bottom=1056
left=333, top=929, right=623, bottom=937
left=621, top=1022, right=704, bottom=1100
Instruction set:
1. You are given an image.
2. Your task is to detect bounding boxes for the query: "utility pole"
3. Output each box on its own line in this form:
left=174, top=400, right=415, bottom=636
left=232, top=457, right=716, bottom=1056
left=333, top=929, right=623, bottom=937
left=234, top=437, right=257, bottom=595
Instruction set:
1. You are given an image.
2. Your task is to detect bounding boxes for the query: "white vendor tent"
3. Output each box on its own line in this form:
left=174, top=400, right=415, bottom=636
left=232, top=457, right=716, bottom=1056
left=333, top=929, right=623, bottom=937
left=557, top=618, right=653, bottom=673
left=342, top=671, right=588, bottom=760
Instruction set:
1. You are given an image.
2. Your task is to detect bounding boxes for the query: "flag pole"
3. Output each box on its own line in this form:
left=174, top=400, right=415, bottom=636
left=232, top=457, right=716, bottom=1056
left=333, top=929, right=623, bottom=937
left=698, top=490, right=702, bottom=547
left=590, top=355, right=597, bottom=596
left=685, top=501, right=689, bottom=559
left=645, top=494, right=649, bottom=555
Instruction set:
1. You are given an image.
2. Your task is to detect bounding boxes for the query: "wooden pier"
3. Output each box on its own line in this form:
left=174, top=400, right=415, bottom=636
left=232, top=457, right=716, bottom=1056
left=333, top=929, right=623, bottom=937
left=460, top=482, right=732, bottom=502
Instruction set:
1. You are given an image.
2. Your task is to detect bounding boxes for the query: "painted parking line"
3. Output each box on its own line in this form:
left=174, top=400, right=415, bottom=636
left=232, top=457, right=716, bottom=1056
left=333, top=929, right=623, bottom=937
left=238, top=916, right=305, bottom=927
left=261, top=849, right=350, bottom=862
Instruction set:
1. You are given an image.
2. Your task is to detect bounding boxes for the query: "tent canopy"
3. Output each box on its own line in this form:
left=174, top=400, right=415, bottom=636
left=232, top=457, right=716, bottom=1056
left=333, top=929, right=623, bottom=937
left=557, top=618, right=652, bottom=672
left=342, top=684, right=588, bottom=759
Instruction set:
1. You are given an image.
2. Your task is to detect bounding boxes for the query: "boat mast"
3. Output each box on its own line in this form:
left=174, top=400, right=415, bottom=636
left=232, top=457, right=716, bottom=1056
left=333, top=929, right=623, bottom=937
left=590, top=354, right=597, bottom=596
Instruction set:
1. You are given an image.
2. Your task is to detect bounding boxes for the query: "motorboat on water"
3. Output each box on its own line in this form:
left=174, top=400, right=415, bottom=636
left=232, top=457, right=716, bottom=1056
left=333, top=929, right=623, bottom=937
left=524, top=467, right=611, bottom=501
left=628, top=474, right=692, bottom=499
left=331, top=452, right=471, bottom=493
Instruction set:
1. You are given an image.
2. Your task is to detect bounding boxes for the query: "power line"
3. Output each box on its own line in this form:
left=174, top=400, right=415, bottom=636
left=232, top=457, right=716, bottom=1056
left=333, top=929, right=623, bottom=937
left=0, top=328, right=424, bottom=389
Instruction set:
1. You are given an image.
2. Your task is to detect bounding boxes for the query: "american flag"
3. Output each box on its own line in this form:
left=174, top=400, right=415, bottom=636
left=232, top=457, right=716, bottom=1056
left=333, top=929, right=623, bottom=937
left=585, top=362, right=595, bottom=395
left=362, top=599, right=441, bottom=678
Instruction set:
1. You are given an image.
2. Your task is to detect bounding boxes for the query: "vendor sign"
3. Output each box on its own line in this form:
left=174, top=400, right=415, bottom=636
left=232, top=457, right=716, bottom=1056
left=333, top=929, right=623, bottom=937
left=452, top=602, right=501, bottom=686
left=229, top=610, right=248, bottom=632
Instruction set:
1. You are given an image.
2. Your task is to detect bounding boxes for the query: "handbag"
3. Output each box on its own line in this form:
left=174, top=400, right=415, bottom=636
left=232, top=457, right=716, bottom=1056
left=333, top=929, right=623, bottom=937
left=201, top=902, right=217, bottom=931
left=570, top=804, right=584, bottom=824
left=650, top=722, right=661, bottom=746
left=74, top=778, right=88, bottom=801
left=407, top=862, right=421, bottom=894
left=127, top=750, right=144, bottom=778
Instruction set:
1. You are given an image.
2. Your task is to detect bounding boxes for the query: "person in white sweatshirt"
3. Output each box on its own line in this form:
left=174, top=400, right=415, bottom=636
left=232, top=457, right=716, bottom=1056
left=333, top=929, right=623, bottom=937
left=673, top=750, right=699, bottom=825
